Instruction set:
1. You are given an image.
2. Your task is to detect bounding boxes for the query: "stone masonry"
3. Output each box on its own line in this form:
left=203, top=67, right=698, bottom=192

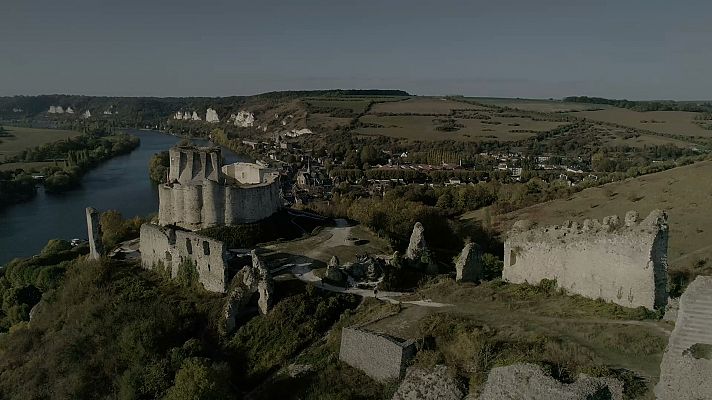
left=656, top=276, right=712, bottom=399
left=223, top=250, right=274, bottom=332
left=139, top=223, right=228, bottom=293
left=85, top=207, right=103, bottom=260
left=477, top=363, right=623, bottom=400
left=339, top=327, right=417, bottom=381
left=503, top=210, right=668, bottom=310
left=158, top=145, right=281, bottom=230
left=455, top=242, right=483, bottom=282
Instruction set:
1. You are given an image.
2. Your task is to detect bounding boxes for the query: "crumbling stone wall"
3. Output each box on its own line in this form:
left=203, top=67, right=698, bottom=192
left=503, top=210, right=668, bottom=310
left=223, top=250, right=273, bottom=332
left=158, top=146, right=281, bottom=230
left=139, top=224, right=228, bottom=293
left=339, top=327, right=417, bottom=381
left=656, top=276, right=712, bottom=399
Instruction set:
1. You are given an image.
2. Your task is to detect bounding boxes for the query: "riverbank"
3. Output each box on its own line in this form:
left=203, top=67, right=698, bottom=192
left=0, top=130, right=249, bottom=265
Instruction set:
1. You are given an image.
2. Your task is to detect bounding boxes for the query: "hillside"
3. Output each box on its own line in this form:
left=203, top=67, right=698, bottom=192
left=467, top=160, right=712, bottom=277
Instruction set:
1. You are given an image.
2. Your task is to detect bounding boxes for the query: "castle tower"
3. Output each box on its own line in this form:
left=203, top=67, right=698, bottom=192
left=85, top=207, right=103, bottom=260
left=168, top=146, right=223, bottom=185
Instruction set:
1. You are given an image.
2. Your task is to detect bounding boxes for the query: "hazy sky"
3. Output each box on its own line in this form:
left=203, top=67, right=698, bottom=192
left=1, top=0, right=710, bottom=99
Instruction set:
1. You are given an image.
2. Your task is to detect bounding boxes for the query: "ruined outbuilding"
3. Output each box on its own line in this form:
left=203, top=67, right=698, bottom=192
left=339, top=327, right=417, bottom=381
left=656, top=276, right=712, bottom=399
left=85, top=207, right=103, bottom=260
left=158, top=145, right=281, bottom=230
left=503, top=210, right=669, bottom=310
left=477, top=363, right=623, bottom=400
left=139, top=223, right=229, bottom=293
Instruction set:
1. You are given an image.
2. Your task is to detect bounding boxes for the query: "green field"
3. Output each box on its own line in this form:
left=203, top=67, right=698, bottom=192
left=0, top=126, right=81, bottom=162
left=0, top=161, right=65, bottom=172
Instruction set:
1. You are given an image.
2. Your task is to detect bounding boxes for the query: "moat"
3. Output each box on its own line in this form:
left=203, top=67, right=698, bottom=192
left=0, top=130, right=246, bottom=265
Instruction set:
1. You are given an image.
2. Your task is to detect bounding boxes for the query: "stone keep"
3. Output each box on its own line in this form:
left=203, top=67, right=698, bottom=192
left=139, top=223, right=228, bottom=293
left=503, top=210, right=668, bottom=310
left=158, top=145, right=281, bottom=230
left=85, top=207, right=103, bottom=260
left=339, top=327, right=417, bottom=381
left=656, top=276, right=712, bottom=400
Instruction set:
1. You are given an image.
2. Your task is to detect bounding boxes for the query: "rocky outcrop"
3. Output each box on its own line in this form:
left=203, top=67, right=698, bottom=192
left=343, top=255, right=384, bottom=281
left=191, top=111, right=201, bottom=121
left=223, top=251, right=274, bottom=332
left=66, top=107, right=74, bottom=114
left=392, top=365, right=464, bottom=400
left=477, top=363, right=623, bottom=400
left=205, top=108, right=220, bottom=123
left=405, top=222, right=427, bottom=261
left=85, top=207, right=103, bottom=260
left=48, top=105, right=64, bottom=114
left=656, top=276, right=712, bottom=399
left=82, top=110, right=91, bottom=119
left=455, top=242, right=483, bottom=282
left=231, top=110, right=255, bottom=127
left=324, top=256, right=346, bottom=283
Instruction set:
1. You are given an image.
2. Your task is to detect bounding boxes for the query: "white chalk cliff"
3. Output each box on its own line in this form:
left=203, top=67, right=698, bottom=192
left=206, top=108, right=220, bottom=123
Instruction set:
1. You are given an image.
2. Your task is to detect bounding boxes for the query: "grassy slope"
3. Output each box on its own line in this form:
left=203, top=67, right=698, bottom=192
left=0, top=126, right=81, bottom=161
left=464, top=160, right=712, bottom=273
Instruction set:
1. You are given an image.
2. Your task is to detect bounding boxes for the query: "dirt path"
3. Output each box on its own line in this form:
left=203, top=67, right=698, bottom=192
left=290, top=263, right=452, bottom=308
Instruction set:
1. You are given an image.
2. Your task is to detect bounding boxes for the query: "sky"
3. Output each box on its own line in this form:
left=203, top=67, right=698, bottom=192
left=1, top=0, right=711, bottom=100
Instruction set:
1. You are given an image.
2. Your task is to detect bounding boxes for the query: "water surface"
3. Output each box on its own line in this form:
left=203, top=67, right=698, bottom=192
left=0, top=130, right=244, bottom=265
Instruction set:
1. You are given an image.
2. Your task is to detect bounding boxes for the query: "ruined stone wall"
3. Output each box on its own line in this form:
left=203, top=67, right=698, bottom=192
left=656, top=276, right=712, bottom=399
left=502, top=210, right=668, bottom=310
left=338, top=327, right=417, bottom=381
left=168, top=146, right=222, bottom=185
left=139, top=224, right=228, bottom=293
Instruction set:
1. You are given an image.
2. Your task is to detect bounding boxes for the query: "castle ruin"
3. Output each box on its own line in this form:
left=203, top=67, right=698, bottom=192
left=85, top=207, right=103, bottom=260
left=139, top=223, right=230, bottom=293
left=503, top=210, right=668, bottom=310
left=339, top=326, right=417, bottom=381
left=158, top=145, right=281, bottom=230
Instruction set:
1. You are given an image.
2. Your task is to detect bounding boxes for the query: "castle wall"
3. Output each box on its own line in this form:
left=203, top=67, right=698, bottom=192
left=502, top=210, right=668, bottom=310
left=159, top=147, right=281, bottom=230
left=157, top=178, right=281, bottom=230
left=139, top=224, right=228, bottom=293
left=656, top=276, right=712, bottom=399
left=169, top=146, right=222, bottom=184
left=339, top=327, right=417, bottom=381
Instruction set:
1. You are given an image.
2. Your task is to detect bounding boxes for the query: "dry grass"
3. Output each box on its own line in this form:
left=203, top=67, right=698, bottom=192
left=470, top=97, right=605, bottom=112
left=0, top=126, right=81, bottom=161
left=356, top=114, right=565, bottom=142
left=369, top=97, right=486, bottom=114
left=571, top=108, right=711, bottom=137
left=470, top=160, right=712, bottom=272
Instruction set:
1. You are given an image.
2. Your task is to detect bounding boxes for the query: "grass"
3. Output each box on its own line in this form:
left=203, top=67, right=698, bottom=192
left=469, top=97, right=606, bottom=112
left=477, top=160, right=712, bottom=276
left=571, top=108, right=712, bottom=137
left=369, top=97, right=486, bottom=114
left=0, top=161, right=65, bottom=172
left=363, top=277, right=668, bottom=397
left=0, top=126, right=81, bottom=161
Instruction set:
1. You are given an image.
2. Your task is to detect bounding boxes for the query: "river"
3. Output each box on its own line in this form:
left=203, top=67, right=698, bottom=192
left=0, top=130, right=246, bottom=265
